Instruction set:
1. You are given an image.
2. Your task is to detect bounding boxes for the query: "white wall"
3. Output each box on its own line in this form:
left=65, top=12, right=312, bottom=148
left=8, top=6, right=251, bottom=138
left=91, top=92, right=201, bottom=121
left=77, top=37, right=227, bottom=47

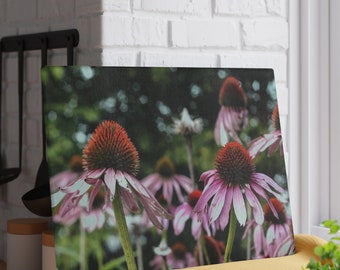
left=0, top=0, right=290, bottom=262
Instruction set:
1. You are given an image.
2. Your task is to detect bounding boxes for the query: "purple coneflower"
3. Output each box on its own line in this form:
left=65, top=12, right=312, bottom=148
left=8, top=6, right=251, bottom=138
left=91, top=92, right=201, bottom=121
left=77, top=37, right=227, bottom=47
left=151, top=242, right=197, bottom=269
left=50, top=155, right=83, bottom=192
left=60, top=120, right=172, bottom=270
left=193, top=141, right=285, bottom=262
left=141, top=156, right=193, bottom=206
left=214, top=76, right=248, bottom=146
left=263, top=197, right=294, bottom=257
left=248, top=104, right=283, bottom=158
left=173, top=108, right=203, bottom=183
left=243, top=197, right=294, bottom=258
left=174, top=190, right=214, bottom=240
left=173, top=107, right=203, bottom=137
left=53, top=187, right=115, bottom=232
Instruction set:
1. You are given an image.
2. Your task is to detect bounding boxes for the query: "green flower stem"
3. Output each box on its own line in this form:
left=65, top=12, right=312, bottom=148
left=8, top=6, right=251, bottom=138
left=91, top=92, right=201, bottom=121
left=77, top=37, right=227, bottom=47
left=224, top=209, right=237, bottom=263
left=200, top=232, right=211, bottom=265
left=185, top=136, right=195, bottom=187
left=112, top=187, right=137, bottom=270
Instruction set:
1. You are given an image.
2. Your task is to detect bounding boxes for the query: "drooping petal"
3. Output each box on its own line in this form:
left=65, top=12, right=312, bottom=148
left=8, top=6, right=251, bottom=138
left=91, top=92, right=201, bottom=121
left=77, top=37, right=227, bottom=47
left=104, top=168, right=117, bottom=198
left=218, top=187, right=233, bottom=230
left=124, top=172, right=149, bottom=197
left=62, top=178, right=91, bottom=195
left=87, top=180, right=102, bottom=212
left=120, top=187, right=140, bottom=213
left=173, top=203, right=191, bottom=235
left=172, top=178, right=185, bottom=203
left=115, top=170, right=131, bottom=192
left=253, top=224, right=265, bottom=258
left=232, top=185, right=247, bottom=226
left=194, top=179, right=221, bottom=213
left=200, top=169, right=217, bottom=182
left=163, top=180, right=174, bottom=205
left=175, top=174, right=193, bottom=193
left=209, top=184, right=227, bottom=223
left=86, top=168, right=105, bottom=179
left=138, top=195, right=164, bottom=230
left=251, top=182, right=279, bottom=219
left=191, top=214, right=202, bottom=240
left=244, top=187, right=264, bottom=225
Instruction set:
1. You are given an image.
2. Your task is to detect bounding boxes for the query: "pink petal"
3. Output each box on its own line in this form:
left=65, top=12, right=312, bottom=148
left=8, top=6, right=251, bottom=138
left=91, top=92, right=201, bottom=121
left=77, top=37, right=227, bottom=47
left=175, top=174, right=193, bottom=193
left=218, top=187, right=233, bottom=230
left=232, top=186, right=247, bottom=226
left=191, top=214, right=202, bottom=240
left=244, top=187, right=264, bottom=225
left=104, top=168, right=117, bottom=198
left=173, top=204, right=191, bottom=235
left=87, top=180, right=102, bottom=212
left=163, top=180, right=173, bottom=204
left=193, top=179, right=221, bottom=213
left=120, top=188, right=140, bottom=213
left=124, top=172, right=150, bottom=197
left=200, top=169, right=217, bottom=182
left=172, top=179, right=185, bottom=203
left=209, top=185, right=227, bottom=223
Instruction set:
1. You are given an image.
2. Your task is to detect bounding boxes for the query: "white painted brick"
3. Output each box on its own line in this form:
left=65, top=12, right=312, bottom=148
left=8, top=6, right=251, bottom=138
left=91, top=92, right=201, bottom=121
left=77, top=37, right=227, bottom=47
left=99, top=15, right=133, bottom=47
left=24, top=147, right=43, bottom=175
left=25, top=118, right=41, bottom=148
left=3, top=83, right=19, bottom=114
left=0, top=1, right=5, bottom=23
left=4, top=115, right=19, bottom=145
left=266, top=0, right=287, bottom=17
left=102, top=50, right=137, bottom=66
left=75, top=18, right=92, bottom=49
left=132, top=17, right=168, bottom=46
left=141, top=51, right=218, bottom=67
left=3, top=56, right=18, bottom=83
left=18, top=25, right=49, bottom=36
left=219, top=52, right=287, bottom=82
left=215, top=0, right=267, bottom=16
left=171, top=20, right=240, bottom=48
left=102, top=0, right=131, bottom=12
left=77, top=50, right=103, bottom=65
left=75, top=0, right=102, bottom=16
left=6, top=0, right=37, bottom=22
left=241, top=19, right=288, bottom=50
left=38, top=0, right=75, bottom=19
left=25, top=55, right=40, bottom=83
left=26, top=84, right=42, bottom=115
left=140, top=0, right=211, bottom=15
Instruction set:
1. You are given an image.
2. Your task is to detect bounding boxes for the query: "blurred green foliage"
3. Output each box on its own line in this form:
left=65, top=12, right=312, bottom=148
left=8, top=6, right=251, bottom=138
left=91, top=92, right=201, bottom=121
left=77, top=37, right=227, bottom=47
left=42, top=67, right=282, bottom=180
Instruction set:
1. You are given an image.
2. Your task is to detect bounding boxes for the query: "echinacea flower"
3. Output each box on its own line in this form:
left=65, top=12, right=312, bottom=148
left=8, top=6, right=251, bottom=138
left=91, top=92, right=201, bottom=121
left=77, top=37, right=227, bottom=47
left=174, top=190, right=215, bottom=240
left=53, top=188, right=115, bottom=232
left=50, top=155, right=83, bottom=192
left=193, top=141, right=286, bottom=262
left=248, top=103, right=283, bottom=158
left=243, top=197, right=294, bottom=258
left=194, top=141, right=284, bottom=229
left=173, top=107, right=203, bottom=137
left=141, top=156, right=193, bottom=206
left=214, top=76, right=248, bottom=146
left=150, top=242, right=197, bottom=269
left=173, top=108, right=203, bottom=182
left=60, top=120, right=172, bottom=229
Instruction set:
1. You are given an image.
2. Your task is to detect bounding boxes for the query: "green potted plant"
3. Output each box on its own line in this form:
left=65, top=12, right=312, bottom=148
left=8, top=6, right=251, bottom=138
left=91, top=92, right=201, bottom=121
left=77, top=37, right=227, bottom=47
left=306, top=220, right=340, bottom=270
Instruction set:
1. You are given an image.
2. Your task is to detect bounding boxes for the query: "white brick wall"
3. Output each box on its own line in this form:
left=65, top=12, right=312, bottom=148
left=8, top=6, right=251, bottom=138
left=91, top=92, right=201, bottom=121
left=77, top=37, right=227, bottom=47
left=0, top=0, right=290, bottom=262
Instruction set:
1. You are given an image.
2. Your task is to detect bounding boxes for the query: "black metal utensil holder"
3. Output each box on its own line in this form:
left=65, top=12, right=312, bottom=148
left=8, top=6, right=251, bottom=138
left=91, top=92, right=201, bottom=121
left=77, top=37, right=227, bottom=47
left=0, top=29, right=79, bottom=185
left=1, top=29, right=79, bottom=217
